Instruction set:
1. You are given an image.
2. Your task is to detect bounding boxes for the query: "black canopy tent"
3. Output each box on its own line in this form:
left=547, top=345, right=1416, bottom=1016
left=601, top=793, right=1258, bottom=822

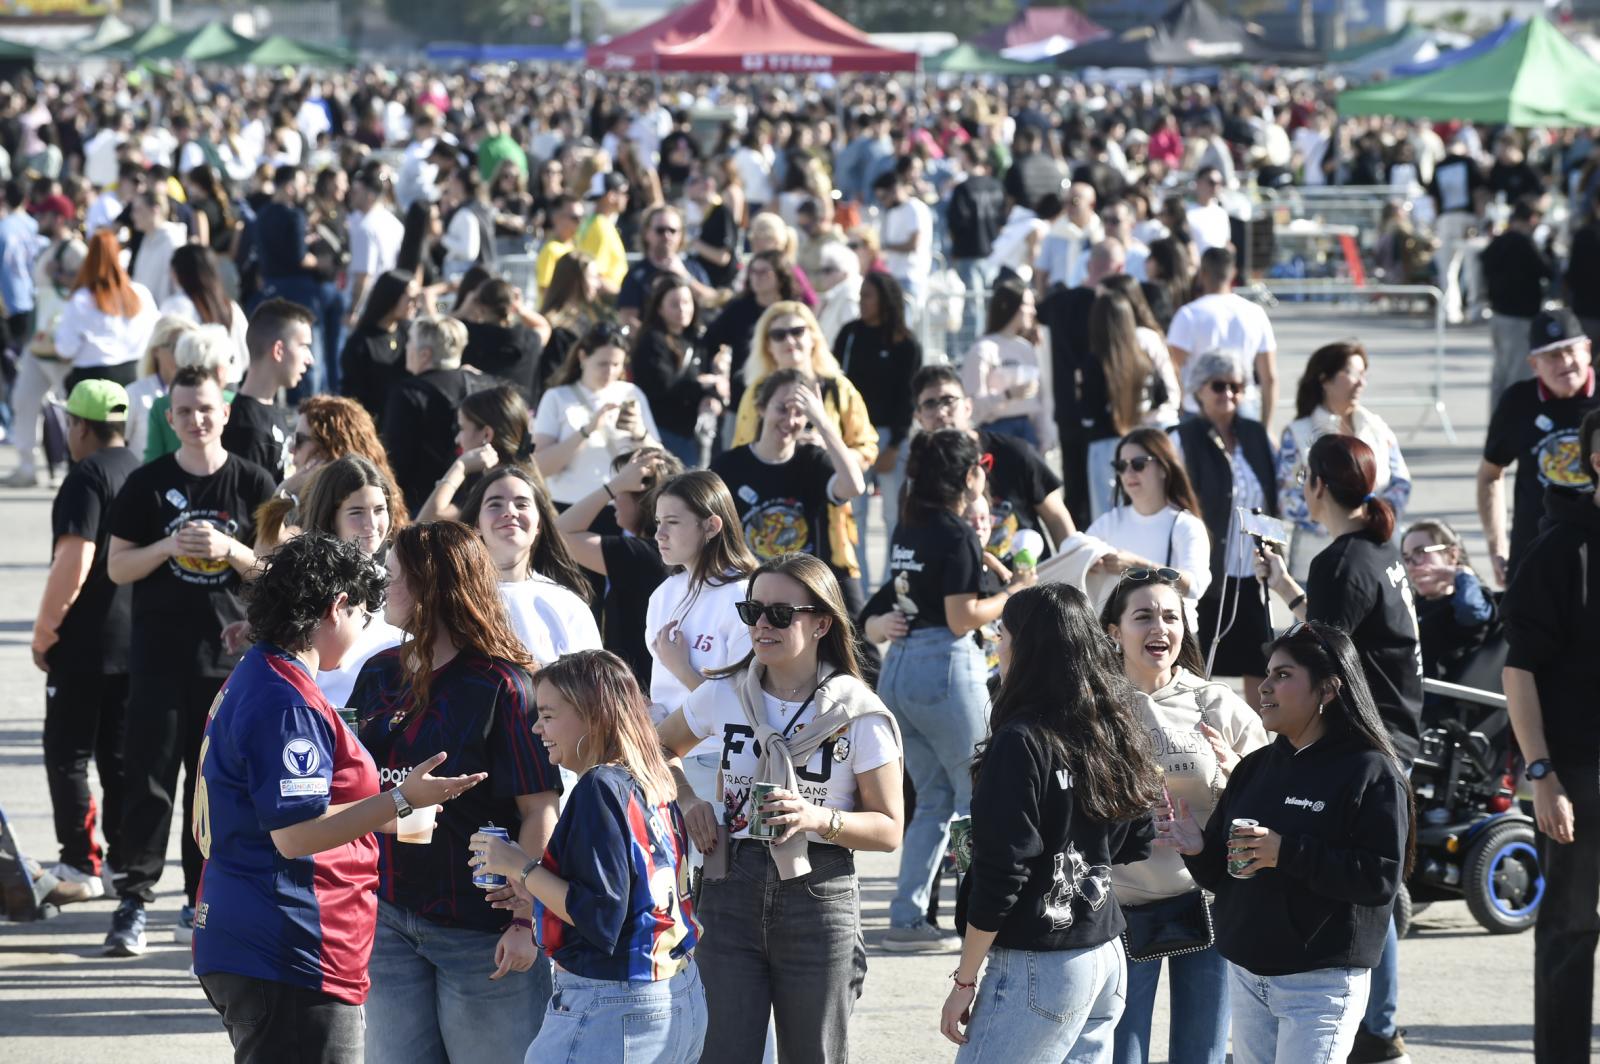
left=1056, top=0, right=1320, bottom=69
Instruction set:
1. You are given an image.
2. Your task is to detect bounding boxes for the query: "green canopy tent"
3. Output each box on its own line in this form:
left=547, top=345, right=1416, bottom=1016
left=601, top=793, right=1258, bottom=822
left=925, top=43, right=1042, bottom=75
left=1328, top=23, right=1419, bottom=64
left=1338, top=18, right=1600, bottom=126
left=77, top=13, right=136, bottom=53
left=87, top=21, right=177, bottom=58
left=219, top=35, right=353, bottom=67
left=138, top=23, right=256, bottom=63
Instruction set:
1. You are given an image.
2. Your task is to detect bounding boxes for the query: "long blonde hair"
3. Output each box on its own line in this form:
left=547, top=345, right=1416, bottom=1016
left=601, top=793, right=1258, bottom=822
left=535, top=650, right=676, bottom=806
left=743, top=301, right=842, bottom=391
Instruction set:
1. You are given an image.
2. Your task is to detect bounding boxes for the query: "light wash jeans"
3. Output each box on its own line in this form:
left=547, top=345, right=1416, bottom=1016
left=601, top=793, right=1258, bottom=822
left=1227, top=962, right=1371, bottom=1064
left=1488, top=313, right=1534, bottom=416
left=366, top=898, right=550, bottom=1064
left=1112, top=939, right=1230, bottom=1064
left=1086, top=436, right=1122, bottom=525
left=9, top=351, right=70, bottom=477
left=879, top=627, right=989, bottom=929
left=525, top=961, right=706, bottom=1064
left=852, top=425, right=904, bottom=591
left=958, top=940, right=1127, bottom=1063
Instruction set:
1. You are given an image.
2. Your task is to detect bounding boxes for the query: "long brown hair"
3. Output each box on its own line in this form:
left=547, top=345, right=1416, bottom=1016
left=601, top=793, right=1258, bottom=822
left=460, top=465, right=595, bottom=602
left=298, top=455, right=405, bottom=547
left=1296, top=340, right=1367, bottom=419
left=656, top=470, right=758, bottom=593
left=535, top=650, right=676, bottom=806
left=1113, top=427, right=1203, bottom=518
left=296, top=395, right=404, bottom=497
left=1090, top=289, right=1157, bottom=437
left=389, top=522, right=533, bottom=723
left=710, top=553, right=864, bottom=681
left=459, top=384, right=532, bottom=466
left=539, top=250, right=599, bottom=317
left=75, top=229, right=143, bottom=318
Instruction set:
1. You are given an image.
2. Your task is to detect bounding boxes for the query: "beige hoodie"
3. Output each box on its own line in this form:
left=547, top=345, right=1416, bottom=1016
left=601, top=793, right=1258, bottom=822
left=1112, top=667, right=1269, bottom=906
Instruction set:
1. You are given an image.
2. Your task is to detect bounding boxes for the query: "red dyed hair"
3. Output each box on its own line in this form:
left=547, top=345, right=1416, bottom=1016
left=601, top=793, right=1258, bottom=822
left=73, top=229, right=143, bottom=318
left=1307, top=433, right=1395, bottom=542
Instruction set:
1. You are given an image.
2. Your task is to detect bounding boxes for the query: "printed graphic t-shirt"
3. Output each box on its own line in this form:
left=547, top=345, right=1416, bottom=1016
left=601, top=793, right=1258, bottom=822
left=885, top=508, right=983, bottom=629
left=1483, top=372, right=1600, bottom=570
left=711, top=443, right=840, bottom=566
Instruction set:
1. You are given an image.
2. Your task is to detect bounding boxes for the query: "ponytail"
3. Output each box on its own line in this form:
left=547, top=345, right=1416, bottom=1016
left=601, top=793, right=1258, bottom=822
left=1308, top=434, right=1394, bottom=541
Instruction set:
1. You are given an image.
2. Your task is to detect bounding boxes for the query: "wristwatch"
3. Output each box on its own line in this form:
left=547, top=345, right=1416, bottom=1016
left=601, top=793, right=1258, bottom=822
left=1525, top=758, right=1555, bottom=781
left=390, top=787, right=415, bottom=818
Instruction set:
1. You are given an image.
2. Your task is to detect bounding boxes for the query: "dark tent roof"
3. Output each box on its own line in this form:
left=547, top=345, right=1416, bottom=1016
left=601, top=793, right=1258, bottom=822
left=1057, top=0, right=1319, bottom=69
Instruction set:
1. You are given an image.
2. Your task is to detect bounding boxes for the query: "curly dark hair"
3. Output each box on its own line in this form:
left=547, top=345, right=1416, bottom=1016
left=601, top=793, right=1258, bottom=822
left=244, top=531, right=387, bottom=653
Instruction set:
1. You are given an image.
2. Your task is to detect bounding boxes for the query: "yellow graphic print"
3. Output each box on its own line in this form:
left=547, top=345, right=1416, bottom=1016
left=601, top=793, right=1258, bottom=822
left=1537, top=431, right=1589, bottom=490
left=743, top=499, right=810, bottom=559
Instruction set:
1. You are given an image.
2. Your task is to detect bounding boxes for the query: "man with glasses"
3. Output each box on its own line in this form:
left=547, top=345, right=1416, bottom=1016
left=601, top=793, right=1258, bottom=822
left=617, top=204, right=714, bottom=330
left=533, top=193, right=583, bottom=292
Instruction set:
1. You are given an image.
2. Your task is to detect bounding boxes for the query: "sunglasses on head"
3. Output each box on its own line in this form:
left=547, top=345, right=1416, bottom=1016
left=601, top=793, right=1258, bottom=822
left=768, top=325, right=808, bottom=344
left=736, top=600, right=821, bottom=628
left=1112, top=455, right=1157, bottom=474
left=1283, top=620, right=1338, bottom=660
left=1121, top=567, right=1180, bottom=585
left=1209, top=379, right=1246, bottom=395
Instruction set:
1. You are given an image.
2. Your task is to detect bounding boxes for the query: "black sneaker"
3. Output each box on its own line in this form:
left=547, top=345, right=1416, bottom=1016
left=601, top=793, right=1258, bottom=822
left=103, top=897, right=147, bottom=957
left=1348, top=1027, right=1409, bottom=1063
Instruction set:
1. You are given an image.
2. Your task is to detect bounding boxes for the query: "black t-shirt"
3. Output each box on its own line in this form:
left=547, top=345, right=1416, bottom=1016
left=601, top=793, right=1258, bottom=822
left=979, top=429, right=1063, bottom=559
left=887, top=509, right=982, bottom=630
left=49, top=446, right=142, bottom=675
left=1306, top=531, right=1424, bottom=766
left=599, top=533, right=670, bottom=689
left=1483, top=373, right=1600, bottom=570
left=693, top=203, right=740, bottom=289
left=462, top=322, right=543, bottom=403
left=711, top=443, right=839, bottom=566
left=221, top=395, right=293, bottom=483
left=109, top=453, right=276, bottom=676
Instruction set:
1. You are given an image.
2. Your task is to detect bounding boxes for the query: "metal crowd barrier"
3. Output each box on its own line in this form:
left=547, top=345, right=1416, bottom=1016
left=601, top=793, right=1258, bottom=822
left=1422, top=678, right=1507, bottom=710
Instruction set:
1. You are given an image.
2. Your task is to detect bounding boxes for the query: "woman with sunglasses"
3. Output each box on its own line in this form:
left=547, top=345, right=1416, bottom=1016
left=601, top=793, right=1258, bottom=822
left=1088, top=428, right=1210, bottom=628
left=1098, top=571, right=1267, bottom=1064
left=1277, top=341, right=1412, bottom=581
left=1400, top=519, right=1495, bottom=687
left=940, top=583, right=1163, bottom=1059
left=657, top=552, right=905, bottom=1063
left=283, top=394, right=402, bottom=504
left=1157, top=621, right=1413, bottom=1064
left=880, top=429, right=1032, bottom=953
left=532, top=322, right=662, bottom=509
left=1171, top=350, right=1279, bottom=709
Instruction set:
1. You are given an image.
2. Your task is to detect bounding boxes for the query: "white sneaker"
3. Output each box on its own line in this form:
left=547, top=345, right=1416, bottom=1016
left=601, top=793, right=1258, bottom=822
left=881, top=923, right=962, bottom=953
left=45, top=863, right=106, bottom=904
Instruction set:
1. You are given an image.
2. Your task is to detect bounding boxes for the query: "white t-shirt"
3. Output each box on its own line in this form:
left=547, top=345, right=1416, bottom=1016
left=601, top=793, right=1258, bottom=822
left=1086, top=504, right=1212, bottom=626
left=1165, top=293, right=1276, bottom=419
left=499, top=575, right=603, bottom=666
left=159, top=293, right=250, bottom=384
left=317, top=616, right=406, bottom=707
left=682, top=677, right=899, bottom=842
left=647, top=572, right=751, bottom=760
left=1186, top=201, right=1232, bottom=256
left=533, top=380, right=662, bottom=504
left=349, top=205, right=405, bottom=294
left=880, top=197, right=933, bottom=290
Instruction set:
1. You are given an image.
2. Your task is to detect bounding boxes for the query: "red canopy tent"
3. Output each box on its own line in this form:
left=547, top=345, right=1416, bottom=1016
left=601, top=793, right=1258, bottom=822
left=587, top=0, right=919, bottom=73
left=972, top=7, right=1109, bottom=52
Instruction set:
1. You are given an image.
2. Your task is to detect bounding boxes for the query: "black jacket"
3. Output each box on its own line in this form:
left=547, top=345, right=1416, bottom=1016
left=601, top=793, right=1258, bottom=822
left=1566, top=220, right=1600, bottom=320
left=833, top=321, right=921, bottom=446
left=340, top=325, right=407, bottom=424
left=1175, top=415, right=1278, bottom=597
left=631, top=327, right=716, bottom=439
left=1502, top=488, right=1600, bottom=767
left=946, top=174, right=1006, bottom=260
left=462, top=321, right=543, bottom=403
left=1479, top=228, right=1552, bottom=318
left=382, top=367, right=489, bottom=516
left=1185, top=731, right=1409, bottom=977
left=957, top=721, right=1153, bottom=952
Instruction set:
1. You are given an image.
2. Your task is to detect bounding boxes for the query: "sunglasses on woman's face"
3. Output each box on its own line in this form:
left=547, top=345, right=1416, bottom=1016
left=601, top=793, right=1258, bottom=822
left=736, top=600, right=821, bottom=628
left=1112, top=455, right=1156, bottom=474
left=293, top=432, right=315, bottom=450
left=1121, top=567, right=1180, bottom=585
left=1209, top=379, right=1246, bottom=395
left=768, top=326, right=808, bottom=344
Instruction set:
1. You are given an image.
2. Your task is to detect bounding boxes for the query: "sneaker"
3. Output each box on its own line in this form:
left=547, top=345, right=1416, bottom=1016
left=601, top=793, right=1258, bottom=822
left=1348, top=1027, right=1410, bottom=1063
left=103, top=897, right=147, bottom=957
left=0, top=469, right=39, bottom=488
left=44, top=863, right=105, bottom=905
left=881, top=923, right=962, bottom=954
left=174, top=904, right=196, bottom=944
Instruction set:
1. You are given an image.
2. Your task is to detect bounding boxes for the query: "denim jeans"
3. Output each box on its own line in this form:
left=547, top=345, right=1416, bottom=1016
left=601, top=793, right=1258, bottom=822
left=696, top=840, right=866, bottom=1063
left=657, top=427, right=702, bottom=469
left=525, top=961, right=706, bottom=1064
left=1112, top=938, right=1229, bottom=1064
left=957, top=940, right=1126, bottom=1063
left=1535, top=764, right=1600, bottom=1062
left=879, top=628, right=989, bottom=929
left=1227, top=962, right=1370, bottom=1064
left=982, top=414, right=1039, bottom=449
left=852, top=425, right=903, bottom=591
left=366, top=899, right=550, bottom=1064
left=200, top=970, right=365, bottom=1064
left=949, top=258, right=997, bottom=359
left=1086, top=436, right=1121, bottom=526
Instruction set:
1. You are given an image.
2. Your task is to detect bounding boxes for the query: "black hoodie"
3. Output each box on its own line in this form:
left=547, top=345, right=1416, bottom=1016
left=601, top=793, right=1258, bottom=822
left=1184, top=731, right=1408, bottom=977
left=956, top=721, right=1154, bottom=952
left=1502, top=488, right=1600, bottom=768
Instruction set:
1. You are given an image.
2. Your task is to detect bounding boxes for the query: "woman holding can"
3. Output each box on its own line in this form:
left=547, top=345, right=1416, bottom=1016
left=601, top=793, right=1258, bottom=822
left=349, top=522, right=563, bottom=1064
left=657, top=552, right=905, bottom=1064
left=1157, top=621, right=1413, bottom=1064
left=468, top=650, right=706, bottom=1064
left=1099, top=571, right=1267, bottom=1064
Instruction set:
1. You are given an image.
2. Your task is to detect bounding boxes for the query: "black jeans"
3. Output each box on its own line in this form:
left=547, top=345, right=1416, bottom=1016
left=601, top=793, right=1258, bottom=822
left=116, top=672, right=223, bottom=905
left=200, top=971, right=364, bottom=1064
left=43, top=670, right=127, bottom=874
left=1536, top=763, right=1600, bottom=1063
left=64, top=360, right=139, bottom=392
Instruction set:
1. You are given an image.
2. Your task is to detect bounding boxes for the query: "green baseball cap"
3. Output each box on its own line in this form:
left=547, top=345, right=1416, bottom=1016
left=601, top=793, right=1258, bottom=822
left=56, top=379, right=130, bottom=422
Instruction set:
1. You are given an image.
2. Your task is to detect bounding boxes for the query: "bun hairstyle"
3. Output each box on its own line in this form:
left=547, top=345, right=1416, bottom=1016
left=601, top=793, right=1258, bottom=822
left=1306, top=433, right=1394, bottom=542
left=901, top=428, right=981, bottom=527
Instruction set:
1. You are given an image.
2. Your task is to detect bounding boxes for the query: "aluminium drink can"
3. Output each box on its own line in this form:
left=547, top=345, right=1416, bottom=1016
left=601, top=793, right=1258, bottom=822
left=949, top=816, right=974, bottom=873
left=472, top=825, right=510, bottom=888
left=747, top=782, right=782, bottom=840
left=1227, top=819, right=1260, bottom=879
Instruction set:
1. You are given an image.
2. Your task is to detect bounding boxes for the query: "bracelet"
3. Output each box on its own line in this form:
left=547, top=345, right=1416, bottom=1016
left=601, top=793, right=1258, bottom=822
left=519, top=857, right=541, bottom=884
left=603, top=481, right=617, bottom=501
left=950, top=969, right=977, bottom=991
left=1287, top=592, right=1307, bottom=611
left=510, top=917, right=533, bottom=930
left=821, top=807, right=845, bottom=842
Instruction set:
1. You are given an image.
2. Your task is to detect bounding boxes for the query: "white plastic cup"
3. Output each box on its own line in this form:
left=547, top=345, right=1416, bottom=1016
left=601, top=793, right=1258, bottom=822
left=396, top=802, right=438, bottom=845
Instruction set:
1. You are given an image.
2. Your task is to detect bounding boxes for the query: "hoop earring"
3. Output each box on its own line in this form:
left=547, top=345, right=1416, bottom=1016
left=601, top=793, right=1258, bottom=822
left=575, top=734, right=587, bottom=764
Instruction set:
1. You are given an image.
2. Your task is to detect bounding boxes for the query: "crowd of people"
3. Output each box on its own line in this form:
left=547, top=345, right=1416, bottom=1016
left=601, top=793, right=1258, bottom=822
left=7, top=56, right=1600, bottom=1064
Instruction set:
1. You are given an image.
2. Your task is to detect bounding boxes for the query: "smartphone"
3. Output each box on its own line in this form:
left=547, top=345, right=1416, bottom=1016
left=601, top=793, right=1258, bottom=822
left=1237, top=508, right=1289, bottom=549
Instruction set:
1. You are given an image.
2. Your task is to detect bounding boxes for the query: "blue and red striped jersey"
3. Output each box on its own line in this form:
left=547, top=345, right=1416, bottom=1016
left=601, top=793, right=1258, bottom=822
left=536, top=765, right=700, bottom=982
left=192, top=645, right=380, bottom=1004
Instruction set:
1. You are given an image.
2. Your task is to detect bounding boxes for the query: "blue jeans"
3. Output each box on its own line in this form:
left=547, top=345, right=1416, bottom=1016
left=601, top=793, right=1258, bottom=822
left=982, top=414, right=1039, bottom=449
left=957, top=941, right=1126, bottom=1063
left=657, top=427, right=701, bottom=469
left=949, top=258, right=997, bottom=358
left=851, top=425, right=903, bottom=591
left=1086, top=436, right=1121, bottom=525
left=1112, top=939, right=1229, bottom=1064
left=1227, top=962, right=1370, bottom=1064
left=366, top=899, right=550, bottom=1064
left=525, top=961, right=706, bottom=1064
left=879, top=628, right=989, bottom=929
left=1361, top=916, right=1400, bottom=1039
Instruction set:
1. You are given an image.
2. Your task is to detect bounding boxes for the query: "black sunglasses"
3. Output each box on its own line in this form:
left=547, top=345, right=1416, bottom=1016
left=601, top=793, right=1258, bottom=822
left=1112, top=455, right=1157, bottom=474
left=1209, top=379, right=1246, bottom=395
left=652, top=226, right=680, bottom=236
left=918, top=394, right=961, bottom=414
left=1121, top=567, right=1180, bottom=585
left=768, top=325, right=808, bottom=344
left=1282, top=620, right=1337, bottom=660
left=736, top=600, right=821, bottom=628
left=293, top=431, right=315, bottom=450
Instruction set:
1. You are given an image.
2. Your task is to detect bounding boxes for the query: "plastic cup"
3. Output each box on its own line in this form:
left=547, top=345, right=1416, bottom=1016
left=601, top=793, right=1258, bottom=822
left=396, top=802, right=437, bottom=845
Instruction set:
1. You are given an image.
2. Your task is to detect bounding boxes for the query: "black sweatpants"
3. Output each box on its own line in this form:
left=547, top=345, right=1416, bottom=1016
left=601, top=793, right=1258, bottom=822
left=1535, top=763, right=1600, bottom=1063
left=116, top=673, right=224, bottom=905
left=42, top=670, right=128, bottom=875
left=200, top=971, right=364, bottom=1064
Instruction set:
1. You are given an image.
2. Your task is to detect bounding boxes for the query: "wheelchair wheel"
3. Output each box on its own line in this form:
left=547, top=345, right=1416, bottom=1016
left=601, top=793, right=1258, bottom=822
left=1464, top=819, right=1543, bottom=934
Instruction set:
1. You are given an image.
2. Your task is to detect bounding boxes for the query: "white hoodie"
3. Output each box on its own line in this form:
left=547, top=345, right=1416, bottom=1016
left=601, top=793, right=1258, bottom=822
left=1112, top=667, right=1269, bottom=905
